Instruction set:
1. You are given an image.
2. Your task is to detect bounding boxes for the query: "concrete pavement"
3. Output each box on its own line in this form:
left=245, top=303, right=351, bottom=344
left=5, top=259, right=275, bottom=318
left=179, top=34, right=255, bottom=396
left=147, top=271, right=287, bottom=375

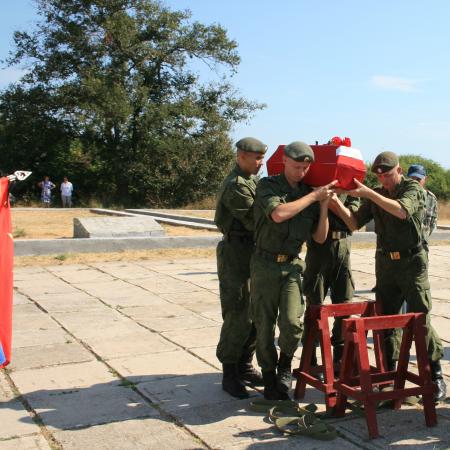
left=2, top=246, right=450, bottom=449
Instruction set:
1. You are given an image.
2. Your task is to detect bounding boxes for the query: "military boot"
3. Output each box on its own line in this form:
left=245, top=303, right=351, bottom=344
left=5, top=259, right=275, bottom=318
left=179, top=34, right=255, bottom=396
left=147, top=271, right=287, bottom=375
left=430, top=360, right=447, bottom=403
left=222, top=364, right=249, bottom=399
left=263, top=370, right=289, bottom=400
left=277, top=352, right=293, bottom=395
left=237, top=352, right=263, bottom=386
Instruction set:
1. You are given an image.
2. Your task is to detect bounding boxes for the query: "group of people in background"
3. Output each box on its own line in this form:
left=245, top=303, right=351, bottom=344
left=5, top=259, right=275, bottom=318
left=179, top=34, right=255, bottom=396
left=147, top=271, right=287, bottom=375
left=38, top=176, right=73, bottom=207
left=214, top=137, right=446, bottom=404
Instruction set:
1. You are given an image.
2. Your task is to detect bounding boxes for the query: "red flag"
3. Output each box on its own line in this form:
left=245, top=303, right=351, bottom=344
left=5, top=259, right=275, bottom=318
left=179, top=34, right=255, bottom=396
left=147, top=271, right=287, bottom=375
left=0, top=177, right=13, bottom=367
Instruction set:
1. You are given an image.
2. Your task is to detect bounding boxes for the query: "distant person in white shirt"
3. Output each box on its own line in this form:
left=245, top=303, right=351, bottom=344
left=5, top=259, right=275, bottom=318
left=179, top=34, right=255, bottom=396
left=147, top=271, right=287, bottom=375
left=60, top=176, right=73, bottom=207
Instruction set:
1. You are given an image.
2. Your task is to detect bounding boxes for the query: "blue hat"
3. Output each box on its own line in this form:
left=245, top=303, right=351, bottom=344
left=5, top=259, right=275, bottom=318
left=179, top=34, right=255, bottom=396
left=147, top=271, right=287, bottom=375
left=407, top=164, right=426, bottom=180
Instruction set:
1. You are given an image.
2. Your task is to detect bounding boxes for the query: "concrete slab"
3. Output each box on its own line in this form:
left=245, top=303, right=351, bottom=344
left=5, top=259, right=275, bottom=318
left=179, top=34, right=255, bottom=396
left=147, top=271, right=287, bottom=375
left=431, top=316, right=450, bottom=342
left=13, top=303, right=50, bottom=316
left=0, top=435, right=51, bottom=450
left=84, top=330, right=177, bottom=360
left=178, top=300, right=221, bottom=316
left=53, top=417, right=206, bottom=450
left=14, top=280, right=79, bottom=297
left=431, top=299, right=450, bottom=319
left=120, top=303, right=195, bottom=320
left=337, top=407, right=450, bottom=448
left=49, top=268, right=116, bottom=284
left=15, top=235, right=221, bottom=257
left=13, top=266, right=47, bottom=277
left=12, top=327, right=72, bottom=349
left=130, top=314, right=218, bottom=332
left=29, top=292, right=103, bottom=313
left=110, top=350, right=217, bottom=383
left=176, top=400, right=361, bottom=450
left=13, top=311, right=61, bottom=331
left=50, top=308, right=136, bottom=333
left=133, top=277, right=203, bottom=295
left=55, top=321, right=142, bottom=341
left=9, top=342, right=94, bottom=371
left=13, top=292, right=32, bottom=305
left=137, top=372, right=258, bottom=413
left=73, top=216, right=165, bottom=238
left=162, top=326, right=221, bottom=349
left=72, top=279, right=148, bottom=301
left=158, top=290, right=219, bottom=305
left=6, top=247, right=450, bottom=449
left=24, top=385, right=157, bottom=431
left=0, top=372, right=40, bottom=440
left=88, top=263, right=156, bottom=280
left=10, top=360, right=120, bottom=394
left=189, top=346, right=220, bottom=369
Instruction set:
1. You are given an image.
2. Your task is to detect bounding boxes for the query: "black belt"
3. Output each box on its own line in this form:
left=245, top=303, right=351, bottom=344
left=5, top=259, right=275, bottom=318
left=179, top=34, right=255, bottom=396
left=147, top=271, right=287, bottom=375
left=328, top=230, right=349, bottom=240
left=377, top=244, right=423, bottom=260
left=223, top=233, right=254, bottom=244
left=255, top=247, right=297, bottom=263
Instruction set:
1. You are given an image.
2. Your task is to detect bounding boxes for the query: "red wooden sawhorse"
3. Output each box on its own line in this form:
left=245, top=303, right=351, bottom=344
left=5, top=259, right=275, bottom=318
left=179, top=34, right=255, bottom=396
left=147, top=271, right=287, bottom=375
left=293, top=301, right=382, bottom=410
left=334, top=313, right=437, bottom=439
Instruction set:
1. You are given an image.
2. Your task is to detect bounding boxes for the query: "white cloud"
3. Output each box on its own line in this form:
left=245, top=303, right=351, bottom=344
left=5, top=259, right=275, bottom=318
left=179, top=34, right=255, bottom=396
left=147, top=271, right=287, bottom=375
left=371, top=75, right=418, bottom=92
left=0, top=68, right=27, bottom=88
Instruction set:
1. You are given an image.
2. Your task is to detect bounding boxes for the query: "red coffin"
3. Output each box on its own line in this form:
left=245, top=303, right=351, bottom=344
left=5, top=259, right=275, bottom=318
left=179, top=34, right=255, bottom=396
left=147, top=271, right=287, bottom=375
left=266, top=144, right=366, bottom=190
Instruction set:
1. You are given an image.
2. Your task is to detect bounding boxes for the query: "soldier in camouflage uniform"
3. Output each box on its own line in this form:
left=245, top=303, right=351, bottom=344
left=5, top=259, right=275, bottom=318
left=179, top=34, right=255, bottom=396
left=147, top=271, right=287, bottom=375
left=302, top=194, right=359, bottom=369
left=214, top=137, right=267, bottom=399
left=251, top=141, right=336, bottom=400
left=407, top=164, right=438, bottom=252
left=332, top=151, right=446, bottom=402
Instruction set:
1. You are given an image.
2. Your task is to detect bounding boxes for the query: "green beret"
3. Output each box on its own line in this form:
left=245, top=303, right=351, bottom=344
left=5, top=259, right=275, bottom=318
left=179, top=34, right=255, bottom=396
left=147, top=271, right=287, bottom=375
left=371, top=151, right=399, bottom=174
left=284, top=141, right=314, bottom=162
left=235, top=137, right=267, bottom=154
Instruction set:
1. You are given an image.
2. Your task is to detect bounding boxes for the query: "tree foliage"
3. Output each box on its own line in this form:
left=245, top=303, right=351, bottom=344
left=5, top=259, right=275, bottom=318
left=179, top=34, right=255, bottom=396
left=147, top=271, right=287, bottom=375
left=0, top=0, right=263, bottom=205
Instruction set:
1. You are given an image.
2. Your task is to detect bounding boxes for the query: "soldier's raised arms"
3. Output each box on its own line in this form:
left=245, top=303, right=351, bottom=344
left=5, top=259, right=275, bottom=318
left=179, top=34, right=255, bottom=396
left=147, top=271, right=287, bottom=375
left=332, top=150, right=446, bottom=402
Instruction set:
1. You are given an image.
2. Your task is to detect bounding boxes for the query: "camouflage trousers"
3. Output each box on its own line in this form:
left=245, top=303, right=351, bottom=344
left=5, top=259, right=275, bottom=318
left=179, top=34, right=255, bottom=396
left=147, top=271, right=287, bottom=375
left=302, top=237, right=354, bottom=348
left=375, top=249, right=443, bottom=363
left=250, top=253, right=305, bottom=372
left=216, top=239, right=256, bottom=364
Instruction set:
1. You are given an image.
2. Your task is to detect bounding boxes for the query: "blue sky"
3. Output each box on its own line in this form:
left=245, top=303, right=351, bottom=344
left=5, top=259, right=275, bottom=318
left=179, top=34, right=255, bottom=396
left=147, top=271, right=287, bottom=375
left=2, top=0, right=450, bottom=168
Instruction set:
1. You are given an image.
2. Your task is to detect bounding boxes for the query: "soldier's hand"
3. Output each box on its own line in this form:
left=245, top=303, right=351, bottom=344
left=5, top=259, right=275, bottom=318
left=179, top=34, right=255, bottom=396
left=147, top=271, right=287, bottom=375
left=348, top=178, right=371, bottom=198
left=313, top=180, right=337, bottom=201
left=328, top=192, right=339, bottom=206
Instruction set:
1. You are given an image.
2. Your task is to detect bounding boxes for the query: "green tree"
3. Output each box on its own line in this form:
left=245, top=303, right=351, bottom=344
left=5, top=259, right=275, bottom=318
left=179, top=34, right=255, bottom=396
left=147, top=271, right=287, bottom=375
left=399, top=154, right=449, bottom=200
left=1, top=0, right=263, bottom=205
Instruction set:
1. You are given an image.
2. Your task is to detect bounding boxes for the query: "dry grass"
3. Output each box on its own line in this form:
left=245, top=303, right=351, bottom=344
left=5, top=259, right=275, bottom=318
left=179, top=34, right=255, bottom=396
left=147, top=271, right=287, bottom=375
left=11, top=209, right=99, bottom=239
left=182, top=196, right=216, bottom=210
left=156, top=210, right=215, bottom=220
left=160, top=223, right=218, bottom=235
left=11, top=209, right=217, bottom=239
left=13, top=244, right=375, bottom=267
left=14, top=248, right=216, bottom=267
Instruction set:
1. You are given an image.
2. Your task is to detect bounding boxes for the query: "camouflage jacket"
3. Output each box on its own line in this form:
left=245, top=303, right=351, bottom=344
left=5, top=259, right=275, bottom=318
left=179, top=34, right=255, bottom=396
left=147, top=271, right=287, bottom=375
left=353, top=176, right=425, bottom=252
left=422, top=189, right=438, bottom=243
left=214, top=164, right=257, bottom=235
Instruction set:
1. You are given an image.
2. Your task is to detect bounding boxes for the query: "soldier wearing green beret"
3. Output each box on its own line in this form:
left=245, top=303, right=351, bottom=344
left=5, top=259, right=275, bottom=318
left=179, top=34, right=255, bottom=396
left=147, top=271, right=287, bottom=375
left=214, top=137, right=267, bottom=398
left=251, top=141, right=336, bottom=400
left=330, top=151, right=447, bottom=402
